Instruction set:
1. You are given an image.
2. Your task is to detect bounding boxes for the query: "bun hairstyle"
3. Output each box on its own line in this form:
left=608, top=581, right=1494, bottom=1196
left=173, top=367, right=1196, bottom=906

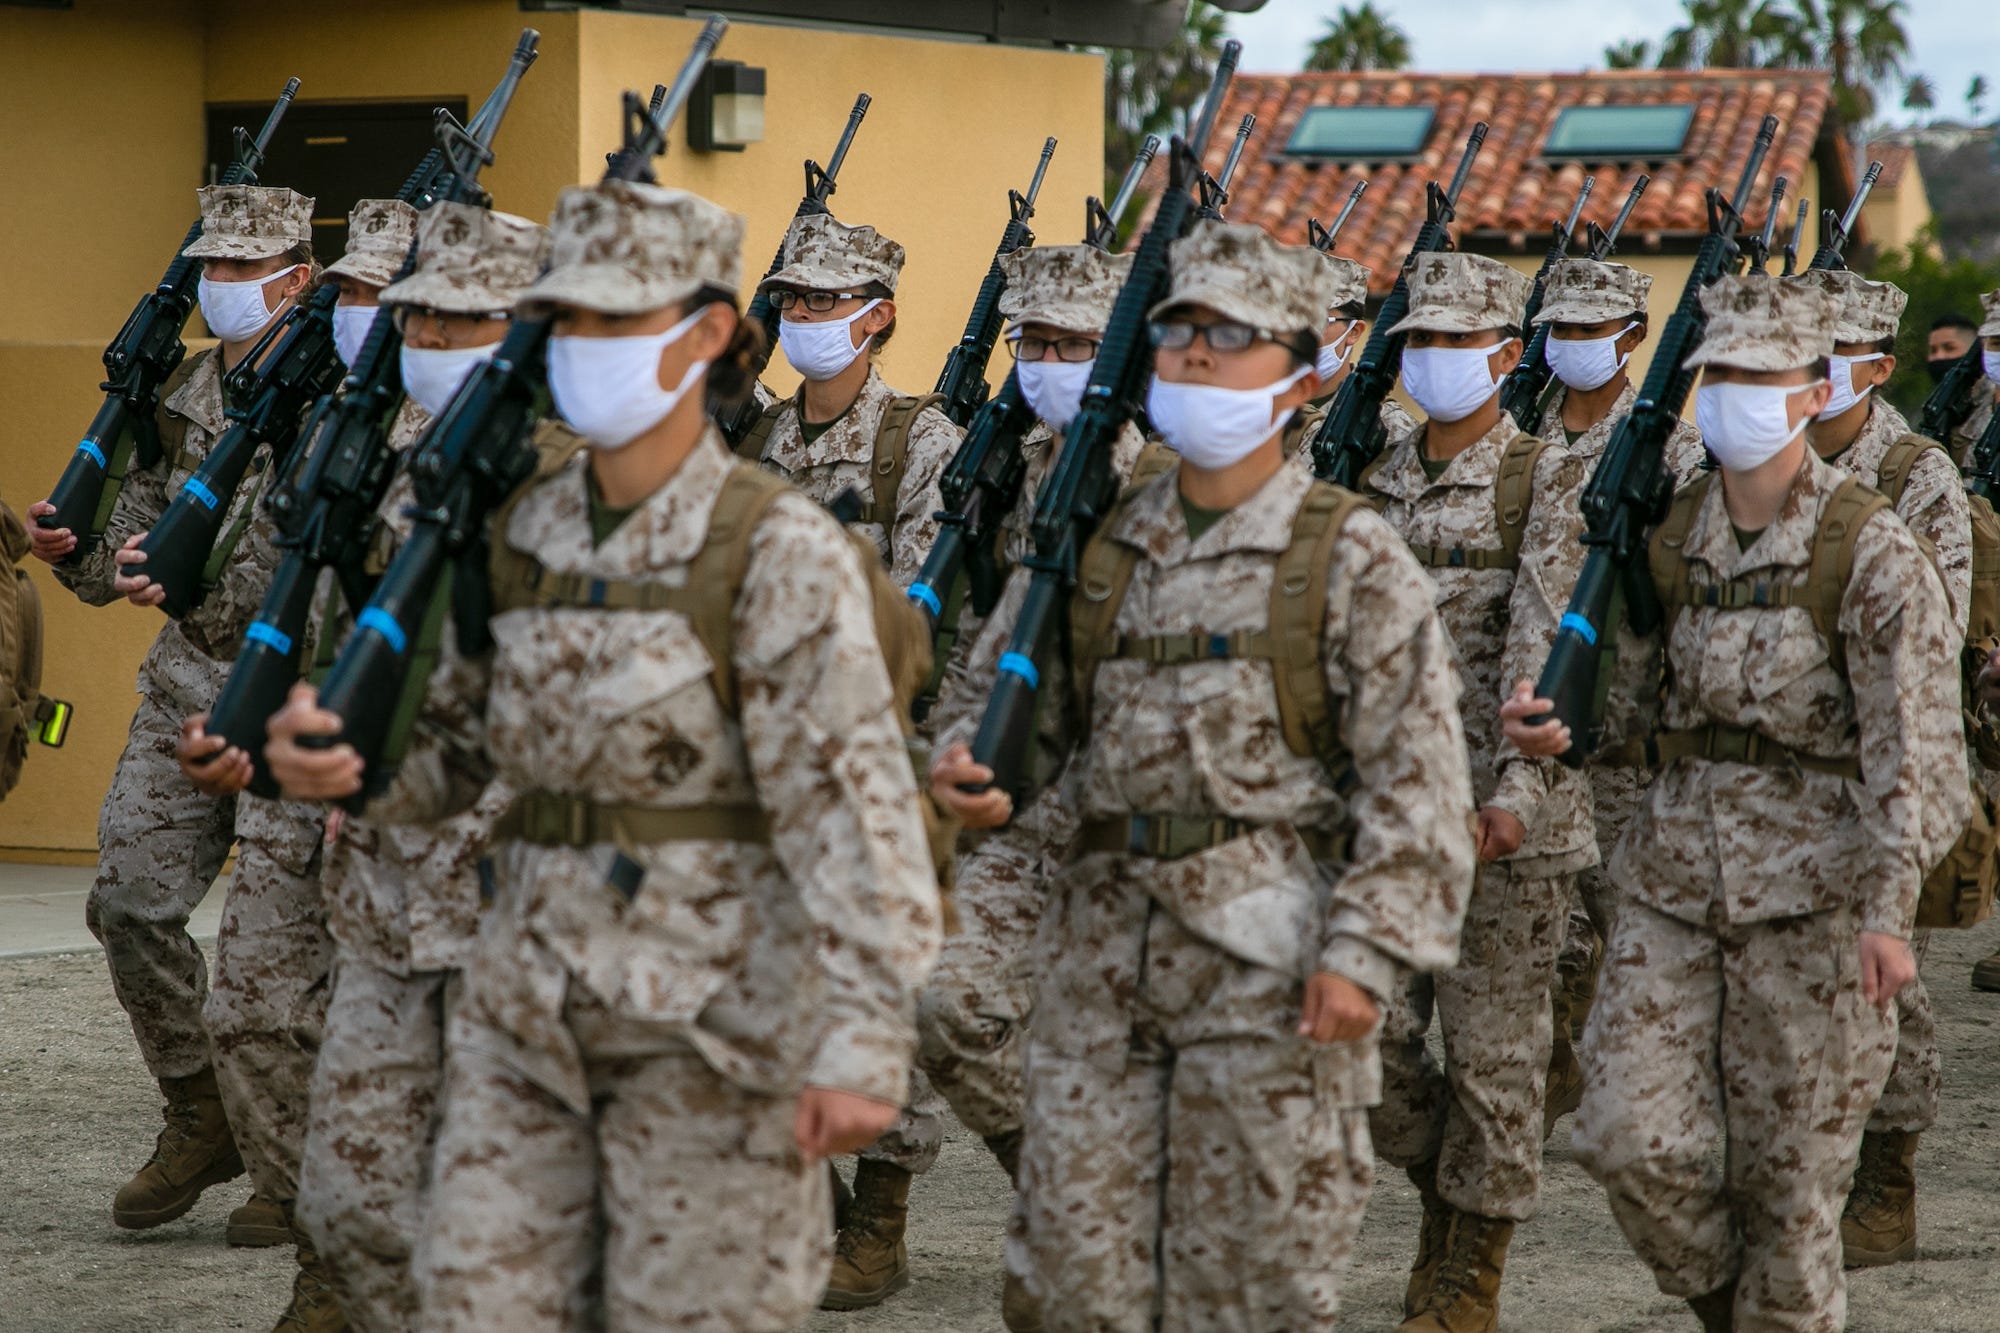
left=694, top=284, right=768, bottom=409
left=284, top=239, right=325, bottom=290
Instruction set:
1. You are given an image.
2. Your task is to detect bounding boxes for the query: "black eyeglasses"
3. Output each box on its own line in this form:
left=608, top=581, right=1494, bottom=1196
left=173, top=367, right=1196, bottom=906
left=769, top=289, right=872, bottom=314
left=1147, top=319, right=1282, bottom=353
left=1008, top=333, right=1101, bottom=363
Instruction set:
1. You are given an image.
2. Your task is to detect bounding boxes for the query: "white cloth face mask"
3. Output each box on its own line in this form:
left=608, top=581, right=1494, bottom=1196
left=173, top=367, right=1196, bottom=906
left=399, top=343, right=499, bottom=419
left=549, top=307, right=710, bottom=450
left=1545, top=323, right=1638, bottom=393
left=1016, top=357, right=1095, bottom=434
left=198, top=264, right=300, bottom=342
left=1984, top=349, right=2000, bottom=385
left=1694, top=379, right=1824, bottom=470
left=1816, top=352, right=1886, bottom=420
left=332, top=305, right=382, bottom=369
left=777, top=298, right=882, bottom=382
left=1400, top=342, right=1508, bottom=423
left=1316, top=321, right=1359, bottom=381
left=1145, top=367, right=1310, bottom=470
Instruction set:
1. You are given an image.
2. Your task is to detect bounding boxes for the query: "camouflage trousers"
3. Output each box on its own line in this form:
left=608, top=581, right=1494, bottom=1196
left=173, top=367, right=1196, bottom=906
left=205, top=793, right=334, bottom=1202
left=1558, top=765, right=1646, bottom=982
left=419, top=999, right=829, bottom=1331
left=915, top=827, right=1042, bottom=1141
left=1371, top=861, right=1569, bottom=1220
left=1009, top=913, right=1373, bottom=1332
left=1574, top=899, right=1895, bottom=1331
left=1869, top=929, right=1938, bottom=1133
left=298, top=958, right=457, bottom=1332
left=86, top=687, right=238, bottom=1080
left=855, top=1071, right=945, bottom=1176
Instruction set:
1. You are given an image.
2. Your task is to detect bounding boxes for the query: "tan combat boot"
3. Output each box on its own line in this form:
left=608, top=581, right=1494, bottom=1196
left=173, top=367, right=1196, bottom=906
left=228, top=1191, right=290, bottom=1247
left=112, top=1067, right=246, bottom=1229
left=1397, top=1209, right=1513, bottom=1333
left=273, top=1204, right=350, bottom=1332
left=1686, top=1277, right=1737, bottom=1332
left=1841, top=1130, right=1919, bottom=1267
left=820, top=1159, right=913, bottom=1310
left=1402, top=1157, right=1453, bottom=1318
left=1972, top=948, right=2000, bottom=992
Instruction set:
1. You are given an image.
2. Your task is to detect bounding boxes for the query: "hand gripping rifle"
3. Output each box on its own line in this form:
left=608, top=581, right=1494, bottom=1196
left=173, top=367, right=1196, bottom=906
left=713, top=93, right=870, bottom=447
left=1499, top=173, right=1650, bottom=429
left=1781, top=194, right=1810, bottom=276
left=40, top=79, right=300, bottom=558
left=306, top=17, right=728, bottom=804
left=202, top=31, right=542, bottom=791
left=1309, top=122, right=1489, bottom=487
left=931, top=136, right=1058, bottom=430
left=128, top=34, right=544, bottom=620
left=1307, top=180, right=1369, bottom=254
left=964, top=42, right=1241, bottom=807
left=1806, top=159, right=1882, bottom=272
left=1494, top=176, right=1595, bottom=424
left=1529, top=114, right=1781, bottom=766
left=906, top=134, right=1163, bottom=683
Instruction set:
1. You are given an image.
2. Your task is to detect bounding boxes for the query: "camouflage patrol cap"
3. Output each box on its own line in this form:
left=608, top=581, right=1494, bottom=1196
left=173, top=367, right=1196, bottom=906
left=1785, top=269, right=1907, bottom=344
left=1318, top=254, right=1370, bottom=316
left=998, top=244, right=1134, bottom=335
left=323, top=199, right=419, bottom=290
left=1148, top=221, right=1342, bottom=344
left=380, top=204, right=550, bottom=314
left=1683, top=272, right=1837, bottom=372
left=181, top=185, right=315, bottom=261
left=1388, top=253, right=1532, bottom=336
left=518, top=181, right=743, bottom=317
left=1531, top=258, right=1652, bottom=327
left=1979, top=289, right=2000, bottom=338
left=757, top=214, right=905, bottom=296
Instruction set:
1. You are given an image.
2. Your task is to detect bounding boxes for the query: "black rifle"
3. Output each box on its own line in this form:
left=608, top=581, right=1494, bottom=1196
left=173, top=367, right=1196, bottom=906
left=1781, top=195, right=1810, bottom=275
left=128, top=34, right=542, bottom=619
left=1740, top=174, right=1787, bottom=273
left=965, top=42, right=1242, bottom=806
left=306, top=17, right=728, bottom=805
left=1965, top=402, right=2000, bottom=503
left=203, top=31, right=541, bottom=790
left=40, top=80, right=299, bottom=557
left=931, top=136, right=1057, bottom=430
left=1196, top=114, right=1256, bottom=221
left=1309, top=123, right=1489, bottom=487
left=1495, top=176, right=1597, bottom=425
left=713, top=93, right=870, bottom=446
left=907, top=135, right=1163, bottom=661
left=1529, top=114, right=1781, bottom=765
left=1307, top=180, right=1369, bottom=253
left=1921, top=346, right=1989, bottom=445
left=1806, top=160, right=1881, bottom=272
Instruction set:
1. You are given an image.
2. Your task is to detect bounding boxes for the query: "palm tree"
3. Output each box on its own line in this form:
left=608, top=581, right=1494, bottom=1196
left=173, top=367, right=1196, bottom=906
left=1794, top=0, right=1912, bottom=124
left=1970, top=75, right=1992, bottom=123
left=1102, top=1, right=1231, bottom=182
left=1604, top=39, right=1655, bottom=70
left=1902, top=74, right=1935, bottom=116
left=1305, top=3, right=1413, bottom=73
left=1656, top=0, right=1806, bottom=70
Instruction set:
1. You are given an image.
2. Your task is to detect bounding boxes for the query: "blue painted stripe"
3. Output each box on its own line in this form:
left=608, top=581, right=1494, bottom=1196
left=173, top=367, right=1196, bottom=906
left=182, top=477, right=219, bottom=511
left=998, top=652, right=1040, bottom=689
left=357, top=607, right=409, bottom=655
left=907, top=581, right=942, bottom=617
left=1559, top=612, right=1598, bottom=645
left=244, top=621, right=293, bottom=655
left=76, top=439, right=107, bottom=470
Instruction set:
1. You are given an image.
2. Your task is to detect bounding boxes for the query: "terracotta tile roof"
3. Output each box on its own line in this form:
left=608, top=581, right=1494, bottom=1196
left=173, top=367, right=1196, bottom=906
left=1867, top=139, right=1914, bottom=189
left=1132, top=68, right=1850, bottom=297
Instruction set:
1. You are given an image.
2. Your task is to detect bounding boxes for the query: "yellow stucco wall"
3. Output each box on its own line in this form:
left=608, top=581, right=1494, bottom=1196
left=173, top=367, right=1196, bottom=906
left=0, top=0, right=1103, bottom=857
left=1861, top=172, right=1936, bottom=259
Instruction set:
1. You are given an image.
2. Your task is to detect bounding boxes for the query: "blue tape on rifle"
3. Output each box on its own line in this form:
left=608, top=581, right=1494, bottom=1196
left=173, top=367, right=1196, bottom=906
left=358, top=608, right=409, bottom=655
left=244, top=621, right=293, bottom=655
left=77, top=439, right=107, bottom=470
left=998, top=652, right=1039, bottom=689
left=1559, top=612, right=1598, bottom=645
left=907, top=582, right=942, bottom=617
left=182, top=477, right=219, bottom=511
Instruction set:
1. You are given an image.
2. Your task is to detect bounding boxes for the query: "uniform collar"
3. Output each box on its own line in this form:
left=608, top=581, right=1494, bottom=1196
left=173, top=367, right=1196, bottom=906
left=165, top=348, right=228, bottom=439
left=1369, top=409, right=1523, bottom=503
left=779, top=364, right=893, bottom=467
left=1682, top=449, right=1838, bottom=577
left=515, top=424, right=738, bottom=574
left=1824, top=397, right=1909, bottom=480
left=1537, top=382, right=1636, bottom=458
left=1107, top=454, right=1316, bottom=566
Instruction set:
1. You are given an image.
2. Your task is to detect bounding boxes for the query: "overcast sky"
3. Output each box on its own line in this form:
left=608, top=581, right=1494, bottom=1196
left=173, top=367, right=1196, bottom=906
left=1222, top=0, right=1996, bottom=127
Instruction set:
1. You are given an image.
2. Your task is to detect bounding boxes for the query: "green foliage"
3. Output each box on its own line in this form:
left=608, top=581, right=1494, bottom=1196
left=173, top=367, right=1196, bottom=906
left=1640, top=0, right=1911, bottom=126
left=1605, top=39, right=1655, bottom=69
left=1102, top=1, right=1230, bottom=186
left=1866, top=224, right=2000, bottom=415
left=1305, top=3, right=1413, bottom=73
left=1903, top=74, right=1936, bottom=113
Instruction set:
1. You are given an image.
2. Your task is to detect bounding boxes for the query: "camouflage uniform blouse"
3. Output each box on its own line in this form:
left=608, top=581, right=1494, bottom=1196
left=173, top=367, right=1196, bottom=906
left=1824, top=398, right=1973, bottom=635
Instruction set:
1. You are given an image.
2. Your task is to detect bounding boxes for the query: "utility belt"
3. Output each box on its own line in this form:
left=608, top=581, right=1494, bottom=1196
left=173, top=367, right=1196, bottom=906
left=1079, top=812, right=1347, bottom=862
left=487, top=790, right=772, bottom=907
left=1613, top=724, right=1861, bottom=780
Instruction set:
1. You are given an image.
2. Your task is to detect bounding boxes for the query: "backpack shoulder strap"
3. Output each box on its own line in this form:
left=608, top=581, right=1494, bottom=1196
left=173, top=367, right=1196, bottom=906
left=1269, top=480, right=1370, bottom=763
left=1354, top=450, right=1392, bottom=512
left=868, top=392, right=946, bottom=525
left=1807, top=476, right=1892, bottom=678
left=1124, top=439, right=1178, bottom=494
left=1494, top=431, right=1551, bottom=565
left=1647, top=472, right=1714, bottom=616
left=1068, top=485, right=1153, bottom=736
left=735, top=396, right=790, bottom=462
left=487, top=422, right=594, bottom=613
left=685, top=464, right=794, bottom=717
left=155, top=355, right=206, bottom=474
left=1876, top=432, right=1944, bottom=508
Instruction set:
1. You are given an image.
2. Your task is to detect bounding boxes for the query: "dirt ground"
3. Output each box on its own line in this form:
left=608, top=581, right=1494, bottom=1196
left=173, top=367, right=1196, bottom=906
left=3, top=924, right=1998, bottom=1333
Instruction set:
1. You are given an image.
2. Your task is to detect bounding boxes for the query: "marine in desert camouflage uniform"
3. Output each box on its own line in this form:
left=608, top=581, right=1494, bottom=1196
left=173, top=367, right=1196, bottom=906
left=1527, top=257, right=1707, bottom=1139
left=265, top=179, right=942, bottom=1333
left=1969, top=289, right=2000, bottom=997
left=27, top=185, right=329, bottom=1261
left=1287, top=250, right=1418, bottom=458
left=930, top=220, right=1475, bottom=1333
left=1358, top=251, right=1594, bottom=1333
left=1505, top=273, right=1967, bottom=1333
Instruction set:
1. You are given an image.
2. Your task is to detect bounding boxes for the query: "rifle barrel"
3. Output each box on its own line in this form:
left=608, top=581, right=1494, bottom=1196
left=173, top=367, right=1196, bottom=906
left=1106, top=135, right=1161, bottom=225
left=825, top=93, right=871, bottom=183
left=1445, top=122, right=1489, bottom=204
left=1326, top=179, right=1368, bottom=245
left=1561, top=176, right=1596, bottom=246
left=1024, top=136, right=1057, bottom=207
left=1599, top=173, right=1649, bottom=253
left=1837, top=160, right=1884, bottom=240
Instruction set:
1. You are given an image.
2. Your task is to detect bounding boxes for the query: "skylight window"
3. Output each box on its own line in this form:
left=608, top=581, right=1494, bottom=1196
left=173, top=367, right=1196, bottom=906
left=1285, top=106, right=1436, bottom=161
left=1544, top=104, right=1696, bottom=159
